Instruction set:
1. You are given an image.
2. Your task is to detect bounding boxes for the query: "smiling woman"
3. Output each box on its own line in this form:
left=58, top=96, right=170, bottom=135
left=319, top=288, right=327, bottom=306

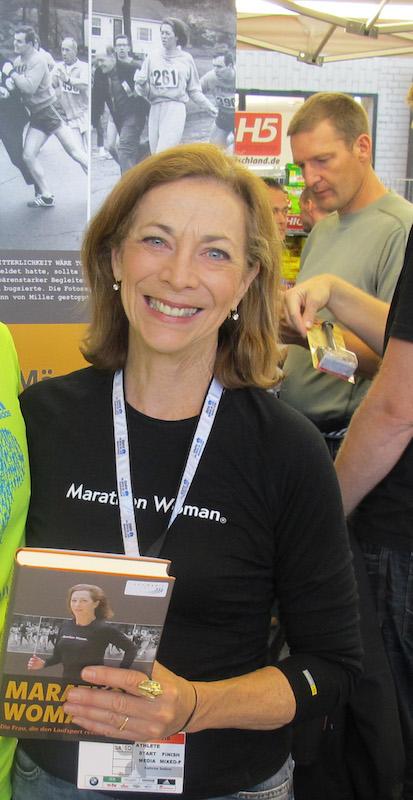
left=16, top=143, right=362, bottom=800
left=81, top=142, right=282, bottom=395
left=110, top=177, right=258, bottom=398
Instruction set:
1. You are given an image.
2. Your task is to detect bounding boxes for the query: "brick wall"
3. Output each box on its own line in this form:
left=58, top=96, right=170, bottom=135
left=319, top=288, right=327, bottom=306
left=236, top=50, right=413, bottom=189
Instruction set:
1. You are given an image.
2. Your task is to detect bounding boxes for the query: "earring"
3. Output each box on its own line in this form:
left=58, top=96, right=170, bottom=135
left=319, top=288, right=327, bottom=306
left=228, top=308, right=239, bottom=321
left=112, top=280, right=120, bottom=291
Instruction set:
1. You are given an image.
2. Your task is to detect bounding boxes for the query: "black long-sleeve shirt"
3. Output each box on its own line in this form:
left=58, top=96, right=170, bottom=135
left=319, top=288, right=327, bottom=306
left=44, top=618, right=136, bottom=680
left=20, top=368, right=362, bottom=799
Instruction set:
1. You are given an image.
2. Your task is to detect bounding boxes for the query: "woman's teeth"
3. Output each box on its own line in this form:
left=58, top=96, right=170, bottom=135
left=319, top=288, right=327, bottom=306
left=148, top=298, right=198, bottom=317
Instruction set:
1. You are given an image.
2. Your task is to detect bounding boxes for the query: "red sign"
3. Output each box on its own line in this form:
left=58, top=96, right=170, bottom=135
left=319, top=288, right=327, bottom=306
left=235, top=112, right=282, bottom=156
left=287, top=214, right=304, bottom=231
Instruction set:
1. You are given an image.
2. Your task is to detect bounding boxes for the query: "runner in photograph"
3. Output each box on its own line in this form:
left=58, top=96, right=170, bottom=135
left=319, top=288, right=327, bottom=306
left=0, top=56, right=40, bottom=194
left=52, top=36, right=89, bottom=153
left=9, top=25, right=88, bottom=208
left=200, top=48, right=236, bottom=150
left=134, top=16, right=217, bottom=153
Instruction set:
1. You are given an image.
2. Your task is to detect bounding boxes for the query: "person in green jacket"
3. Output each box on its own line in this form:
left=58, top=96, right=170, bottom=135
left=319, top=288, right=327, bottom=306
left=0, top=323, right=30, bottom=800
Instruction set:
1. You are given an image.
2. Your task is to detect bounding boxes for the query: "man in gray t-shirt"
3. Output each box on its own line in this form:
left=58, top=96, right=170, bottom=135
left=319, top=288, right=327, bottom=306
left=280, top=92, right=413, bottom=453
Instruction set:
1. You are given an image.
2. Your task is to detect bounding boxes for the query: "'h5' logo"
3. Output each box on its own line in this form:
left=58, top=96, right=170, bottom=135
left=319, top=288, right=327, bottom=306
left=235, top=113, right=282, bottom=155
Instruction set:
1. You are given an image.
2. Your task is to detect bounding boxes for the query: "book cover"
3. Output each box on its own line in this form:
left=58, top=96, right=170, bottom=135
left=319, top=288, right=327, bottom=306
left=0, top=548, right=174, bottom=741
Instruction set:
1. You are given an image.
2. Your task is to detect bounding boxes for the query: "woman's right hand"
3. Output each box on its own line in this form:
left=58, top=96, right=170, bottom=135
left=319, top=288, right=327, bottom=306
left=27, top=655, right=46, bottom=670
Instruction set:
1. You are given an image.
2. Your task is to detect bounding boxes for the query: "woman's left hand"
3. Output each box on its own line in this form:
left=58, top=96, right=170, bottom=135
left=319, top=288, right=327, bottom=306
left=63, top=661, right=196, bottom=741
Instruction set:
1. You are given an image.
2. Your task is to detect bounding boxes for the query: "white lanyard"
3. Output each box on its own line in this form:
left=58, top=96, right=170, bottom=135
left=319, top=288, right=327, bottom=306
left=112, top=369, right=223, bottom=557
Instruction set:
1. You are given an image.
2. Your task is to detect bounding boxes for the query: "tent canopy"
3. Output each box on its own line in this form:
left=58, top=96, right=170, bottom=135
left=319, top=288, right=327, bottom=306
left=237, top=0, right=413, bottom=64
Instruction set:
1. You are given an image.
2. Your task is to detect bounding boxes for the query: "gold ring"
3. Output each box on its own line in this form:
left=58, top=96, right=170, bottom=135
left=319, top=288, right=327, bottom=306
left=118, top=715, right=129, bottom=732
left=137, top=679, right=163, bottom=701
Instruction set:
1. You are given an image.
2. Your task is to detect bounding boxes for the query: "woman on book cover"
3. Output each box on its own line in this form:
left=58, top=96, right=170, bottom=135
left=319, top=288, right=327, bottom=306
left=27, top=584, right=136, bottom=681
left=15, top=143, right=362, bottom=800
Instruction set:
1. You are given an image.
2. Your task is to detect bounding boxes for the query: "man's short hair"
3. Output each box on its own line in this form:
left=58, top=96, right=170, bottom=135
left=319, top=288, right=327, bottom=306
left=287, top=92, right=370, bottom=147
left=62, top=36, right=78, bottom=53
left=115, top=35, right=129, bottom=46
left=15, top=26, right=37, bottom=47
left=213, top=49, right=234, bottom=67
left=262, top=178, right=289, bottom=196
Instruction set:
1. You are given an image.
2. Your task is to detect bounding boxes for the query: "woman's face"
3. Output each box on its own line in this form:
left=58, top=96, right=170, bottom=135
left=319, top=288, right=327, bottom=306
left=70, top=590, right=99, bottom=619
left=112, top=178, right=258, bottom=366
left=160, top=24, right=177, bottom=50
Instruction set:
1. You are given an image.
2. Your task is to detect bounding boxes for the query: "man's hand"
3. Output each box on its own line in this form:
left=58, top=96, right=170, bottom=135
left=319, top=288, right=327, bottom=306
left=282, top=275, right=335, bottom=338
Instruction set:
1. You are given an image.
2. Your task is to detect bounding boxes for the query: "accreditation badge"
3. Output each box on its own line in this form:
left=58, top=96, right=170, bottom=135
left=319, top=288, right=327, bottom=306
left=77, top=734, right=185, bottom=792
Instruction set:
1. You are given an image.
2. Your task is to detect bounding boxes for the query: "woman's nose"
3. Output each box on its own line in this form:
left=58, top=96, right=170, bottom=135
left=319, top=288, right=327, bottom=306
left=159, top=251, right=199, bottom=289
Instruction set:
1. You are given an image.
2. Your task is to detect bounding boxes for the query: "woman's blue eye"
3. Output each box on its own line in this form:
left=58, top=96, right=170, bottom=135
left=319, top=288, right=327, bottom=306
left=207, top=248, right=228, bottom=260
left=144, top=236, right=165, bottom=246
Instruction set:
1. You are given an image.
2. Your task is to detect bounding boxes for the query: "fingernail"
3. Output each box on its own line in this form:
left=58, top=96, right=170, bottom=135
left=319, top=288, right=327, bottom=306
left=67, top=690, right=80, bottom=701
left=82, top=668, right=96, bottom=680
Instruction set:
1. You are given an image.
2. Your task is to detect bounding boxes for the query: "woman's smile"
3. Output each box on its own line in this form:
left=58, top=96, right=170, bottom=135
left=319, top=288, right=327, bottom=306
left=146, top=296, right=200, bottom=319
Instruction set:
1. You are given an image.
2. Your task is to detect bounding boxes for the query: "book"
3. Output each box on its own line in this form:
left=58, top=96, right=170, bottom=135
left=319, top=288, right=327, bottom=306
left=0, top=547, right=174, bottom=741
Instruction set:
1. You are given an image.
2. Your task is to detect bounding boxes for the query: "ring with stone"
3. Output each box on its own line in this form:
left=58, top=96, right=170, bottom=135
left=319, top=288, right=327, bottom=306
left=137, top=679, right=163, bottom=701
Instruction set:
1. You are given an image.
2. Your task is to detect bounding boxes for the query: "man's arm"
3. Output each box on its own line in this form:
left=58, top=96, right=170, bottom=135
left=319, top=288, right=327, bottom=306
left=65, top=66, right=88, bottom=89
left=133, top=57, right=149, bottom=96
left=335, top=336, right=413, bottom=515
left=339, top=331, right=381, bottom=379
left=12, top=58, right=47, bottom=95
left=188, top=87, right=217, bottom=115
left=282, top=274, right=389, bottom=355
left=51, top=64, right=61, bottom=89
left=186, top=59, right=217, bottom=116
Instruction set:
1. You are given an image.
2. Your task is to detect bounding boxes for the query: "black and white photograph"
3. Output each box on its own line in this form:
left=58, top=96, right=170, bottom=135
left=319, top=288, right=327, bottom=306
left=90, top=0, right=236, bottom=212
left=0, top=0, right=88, bottom=252
left=5, top=614, right=60, bottom=654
